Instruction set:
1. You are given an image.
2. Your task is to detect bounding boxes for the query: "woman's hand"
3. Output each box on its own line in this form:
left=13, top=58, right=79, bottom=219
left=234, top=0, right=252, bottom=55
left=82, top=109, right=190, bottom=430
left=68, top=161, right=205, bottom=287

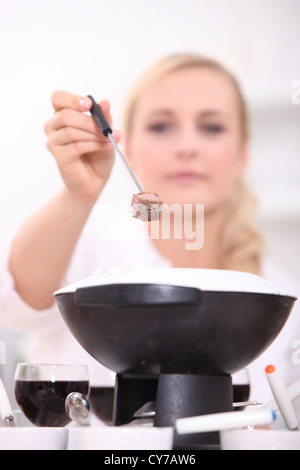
left=44, top=91, right=121, bottom=203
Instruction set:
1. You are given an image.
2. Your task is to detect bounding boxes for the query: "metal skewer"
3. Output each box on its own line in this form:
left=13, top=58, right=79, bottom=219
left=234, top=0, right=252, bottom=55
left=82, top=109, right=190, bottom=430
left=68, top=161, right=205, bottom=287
left=0, top=378, right=15, bottom=427
left=87, top=95, right=143, bottom=193
left=107, top=133, right=143, bottom=192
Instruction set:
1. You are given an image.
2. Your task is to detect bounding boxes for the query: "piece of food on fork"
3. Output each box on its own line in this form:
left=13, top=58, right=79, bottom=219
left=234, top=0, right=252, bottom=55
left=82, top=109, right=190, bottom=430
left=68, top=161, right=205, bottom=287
left=131, top=192, right=163, bottom=221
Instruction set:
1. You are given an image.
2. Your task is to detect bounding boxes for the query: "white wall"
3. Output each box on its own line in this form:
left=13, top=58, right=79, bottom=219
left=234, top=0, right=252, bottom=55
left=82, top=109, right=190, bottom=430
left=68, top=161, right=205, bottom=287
left=0, top=0, right=299, bottom=273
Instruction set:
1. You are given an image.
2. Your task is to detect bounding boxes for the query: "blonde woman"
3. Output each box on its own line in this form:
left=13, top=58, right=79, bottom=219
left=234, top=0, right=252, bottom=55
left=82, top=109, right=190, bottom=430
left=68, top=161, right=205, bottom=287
left=1, top=54, right=299, bottom=411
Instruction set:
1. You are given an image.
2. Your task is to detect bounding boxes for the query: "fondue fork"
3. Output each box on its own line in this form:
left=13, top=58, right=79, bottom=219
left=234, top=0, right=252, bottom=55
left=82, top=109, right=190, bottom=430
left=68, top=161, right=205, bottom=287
left=133, top=399, right=262, bottom=419
left=65, top=392, right=90, bottom=426
left=265, top=365, right=298, bottom=430
left=175, top=409, right=276, bottom=434
left=87, top=95, right=143, bottom=193
left=262, top=378, right=300, bottom=411
left=0, top=378, right=15, bottom=427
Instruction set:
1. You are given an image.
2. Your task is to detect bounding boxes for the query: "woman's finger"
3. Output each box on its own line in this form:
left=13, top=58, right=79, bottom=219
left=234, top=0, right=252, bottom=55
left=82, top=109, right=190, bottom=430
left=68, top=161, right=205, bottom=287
left=51, top=90, right=92, bottom=112
left=47, top=139, right=109, bottom=162
left=51, top=127, right=103, bottom=145
left=45, top=105, right=114, bottom=137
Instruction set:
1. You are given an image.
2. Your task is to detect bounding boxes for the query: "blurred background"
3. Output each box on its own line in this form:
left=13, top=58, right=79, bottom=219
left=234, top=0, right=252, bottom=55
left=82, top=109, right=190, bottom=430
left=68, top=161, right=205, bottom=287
left=0, top=0, right=299, bottom=399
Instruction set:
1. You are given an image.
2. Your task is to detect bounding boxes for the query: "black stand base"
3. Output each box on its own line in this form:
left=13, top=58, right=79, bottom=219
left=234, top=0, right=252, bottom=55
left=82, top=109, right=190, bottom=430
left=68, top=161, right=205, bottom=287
left=155, top=374, right=232, bottom=450
left=113, top=373, right=232, bottom=450
left=113, top=373, right=158, bottom=426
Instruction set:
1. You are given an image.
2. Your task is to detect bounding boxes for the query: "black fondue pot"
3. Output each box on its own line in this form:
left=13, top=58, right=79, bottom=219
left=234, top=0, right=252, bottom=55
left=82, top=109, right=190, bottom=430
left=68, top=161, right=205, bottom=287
left=54, top=267, right=296, bottom=449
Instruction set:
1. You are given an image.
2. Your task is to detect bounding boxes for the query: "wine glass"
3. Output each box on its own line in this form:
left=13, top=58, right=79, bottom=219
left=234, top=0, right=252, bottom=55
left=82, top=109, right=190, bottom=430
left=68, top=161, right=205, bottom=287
left=88, top=386, right=114, bottom=425
left=14, top=363, right=89, bottom=427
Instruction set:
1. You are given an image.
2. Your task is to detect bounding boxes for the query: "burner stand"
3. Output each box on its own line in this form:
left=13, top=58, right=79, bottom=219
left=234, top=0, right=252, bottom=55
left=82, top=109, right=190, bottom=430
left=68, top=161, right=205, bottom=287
left=112, top=372, right=232, bottom=450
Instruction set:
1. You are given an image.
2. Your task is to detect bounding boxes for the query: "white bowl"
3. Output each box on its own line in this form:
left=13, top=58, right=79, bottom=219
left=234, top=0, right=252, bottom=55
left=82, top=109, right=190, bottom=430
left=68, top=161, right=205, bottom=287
left=0, top=427, right=68, bottom=450
left=69, top=425, right=173, bottom=450
left=221, top=428, right=300, bottom=450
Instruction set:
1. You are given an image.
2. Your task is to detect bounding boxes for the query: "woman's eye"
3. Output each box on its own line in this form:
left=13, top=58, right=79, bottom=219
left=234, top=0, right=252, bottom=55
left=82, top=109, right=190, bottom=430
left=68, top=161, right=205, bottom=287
left=201, top=124, right=224, bottom=133
left=148, top=122, right=172, bottom=133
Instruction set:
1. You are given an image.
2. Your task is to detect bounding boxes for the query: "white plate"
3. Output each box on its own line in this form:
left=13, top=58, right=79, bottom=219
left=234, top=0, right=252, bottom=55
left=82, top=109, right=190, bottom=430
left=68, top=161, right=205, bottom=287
left=68, top=425, right=173, bottom=450
left=221, top=428, right=300, bottom=450
left=0, top=427, right=68, bottom=450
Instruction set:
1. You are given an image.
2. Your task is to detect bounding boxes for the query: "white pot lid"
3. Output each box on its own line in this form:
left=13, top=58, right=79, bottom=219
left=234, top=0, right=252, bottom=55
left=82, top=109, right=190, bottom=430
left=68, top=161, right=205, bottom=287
left=54, top=267, right=296, bottom=298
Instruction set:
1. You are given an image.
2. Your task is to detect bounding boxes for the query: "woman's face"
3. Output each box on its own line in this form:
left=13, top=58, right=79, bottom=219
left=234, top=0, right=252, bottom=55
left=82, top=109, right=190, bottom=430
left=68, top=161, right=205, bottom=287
left=125, top=67, right=248, bottom=212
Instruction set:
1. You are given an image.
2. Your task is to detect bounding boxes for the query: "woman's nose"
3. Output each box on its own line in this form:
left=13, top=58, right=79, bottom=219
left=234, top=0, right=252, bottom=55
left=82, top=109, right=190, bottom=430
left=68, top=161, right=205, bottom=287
left=174, top=126, right=200, bottom=160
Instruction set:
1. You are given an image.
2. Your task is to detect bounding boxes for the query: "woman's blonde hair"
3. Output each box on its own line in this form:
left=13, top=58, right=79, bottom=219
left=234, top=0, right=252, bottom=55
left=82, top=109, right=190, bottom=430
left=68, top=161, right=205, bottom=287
left=122, top=53, right=263, bottom=275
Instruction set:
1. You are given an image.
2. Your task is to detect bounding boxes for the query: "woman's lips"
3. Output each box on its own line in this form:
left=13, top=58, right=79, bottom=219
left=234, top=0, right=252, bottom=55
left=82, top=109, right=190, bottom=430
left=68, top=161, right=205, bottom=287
left=165, top=172, right=208, bottom=184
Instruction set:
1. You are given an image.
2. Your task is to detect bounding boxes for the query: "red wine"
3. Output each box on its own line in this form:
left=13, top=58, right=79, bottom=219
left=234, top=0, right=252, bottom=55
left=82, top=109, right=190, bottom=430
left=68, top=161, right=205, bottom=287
left=15, top=380, right=89, bottom=427
left=89, top=387, right=114, bottom=424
